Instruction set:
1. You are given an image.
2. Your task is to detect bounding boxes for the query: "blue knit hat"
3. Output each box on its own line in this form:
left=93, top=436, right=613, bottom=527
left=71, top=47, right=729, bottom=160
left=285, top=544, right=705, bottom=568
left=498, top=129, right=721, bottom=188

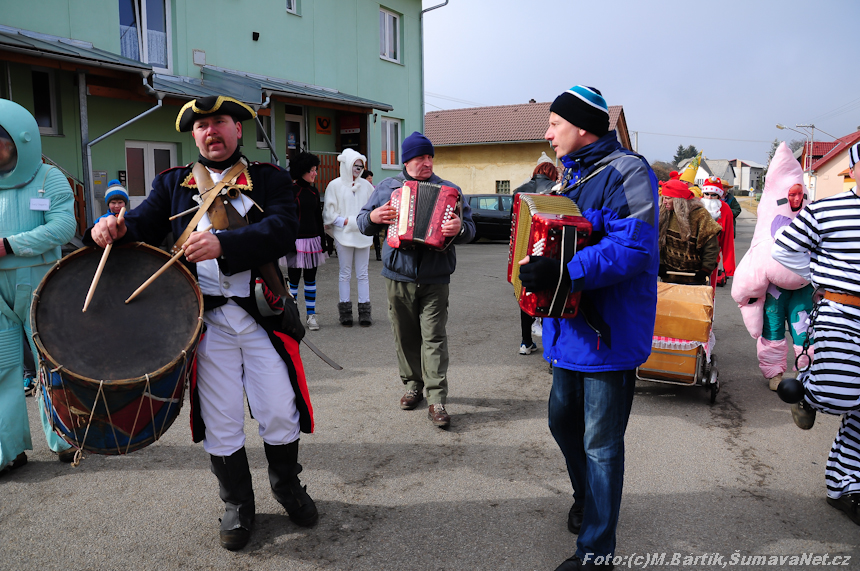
left=401, top=131, right=434, bottom=163
left=549, top=85, right=610, bottom=137
left=104, top=179, right=129, bottom=206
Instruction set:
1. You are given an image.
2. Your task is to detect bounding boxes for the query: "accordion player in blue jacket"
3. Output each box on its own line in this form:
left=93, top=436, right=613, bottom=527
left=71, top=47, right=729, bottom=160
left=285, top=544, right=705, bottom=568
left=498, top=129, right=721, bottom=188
left=518, top=86, right=659, bottom=571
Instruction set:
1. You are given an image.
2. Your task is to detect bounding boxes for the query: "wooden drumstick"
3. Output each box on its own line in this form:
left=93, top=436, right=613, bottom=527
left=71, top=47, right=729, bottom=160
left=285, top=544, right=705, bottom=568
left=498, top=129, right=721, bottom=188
left=125, top=224, right=214, bottom=304
left=82, top=207, right=126, bottom=312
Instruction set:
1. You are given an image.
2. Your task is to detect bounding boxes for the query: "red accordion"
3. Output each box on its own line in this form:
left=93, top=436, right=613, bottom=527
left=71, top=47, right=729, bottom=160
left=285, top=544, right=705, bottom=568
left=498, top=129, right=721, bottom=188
left=508, top=193, right=592, bottom=318
left=387, top=181, right=461, bottom=250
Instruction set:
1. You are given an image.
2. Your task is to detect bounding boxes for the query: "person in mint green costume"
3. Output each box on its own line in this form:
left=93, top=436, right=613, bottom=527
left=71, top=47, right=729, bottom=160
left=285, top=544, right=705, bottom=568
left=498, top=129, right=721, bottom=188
left=0, top=99, right=76, bottom=472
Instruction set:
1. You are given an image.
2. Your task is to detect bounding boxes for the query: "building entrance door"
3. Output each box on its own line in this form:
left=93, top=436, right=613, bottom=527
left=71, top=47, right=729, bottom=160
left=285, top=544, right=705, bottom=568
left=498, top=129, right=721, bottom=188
left=124, top=141, right=176, bottom=210
left=285, top=111, right=304, bottom=166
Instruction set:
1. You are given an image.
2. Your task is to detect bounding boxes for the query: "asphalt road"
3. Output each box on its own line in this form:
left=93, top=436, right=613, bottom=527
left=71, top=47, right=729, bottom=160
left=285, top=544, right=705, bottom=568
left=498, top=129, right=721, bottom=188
left=2, top=205, right=858, bottom=571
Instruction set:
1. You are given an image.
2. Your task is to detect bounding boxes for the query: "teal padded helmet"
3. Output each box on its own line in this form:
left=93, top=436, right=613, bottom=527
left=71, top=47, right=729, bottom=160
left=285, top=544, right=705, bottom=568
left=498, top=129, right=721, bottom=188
left=0, top=99, right=42, bottom=189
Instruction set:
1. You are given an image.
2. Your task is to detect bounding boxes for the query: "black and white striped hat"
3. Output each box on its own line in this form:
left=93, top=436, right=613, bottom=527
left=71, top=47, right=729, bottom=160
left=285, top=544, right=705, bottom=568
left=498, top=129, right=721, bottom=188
left=850, top=142, right=860, bottom=169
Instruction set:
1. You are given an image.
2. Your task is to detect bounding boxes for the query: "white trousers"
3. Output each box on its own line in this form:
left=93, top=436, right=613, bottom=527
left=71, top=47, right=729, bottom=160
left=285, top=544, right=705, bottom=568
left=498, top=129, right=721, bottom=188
left=197, top=322, right=300, bottom=456
left=335, top=241, right=370, bottom=304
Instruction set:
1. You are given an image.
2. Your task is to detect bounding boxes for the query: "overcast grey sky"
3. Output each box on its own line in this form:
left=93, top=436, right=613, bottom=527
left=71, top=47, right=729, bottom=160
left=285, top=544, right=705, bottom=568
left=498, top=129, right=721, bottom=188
left=422, top=0, right=860, bottom=167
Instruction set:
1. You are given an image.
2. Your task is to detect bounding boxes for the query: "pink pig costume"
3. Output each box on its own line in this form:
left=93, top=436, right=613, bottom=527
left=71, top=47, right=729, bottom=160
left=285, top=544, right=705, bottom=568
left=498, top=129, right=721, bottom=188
left=731, top=142, right=813, bottom=384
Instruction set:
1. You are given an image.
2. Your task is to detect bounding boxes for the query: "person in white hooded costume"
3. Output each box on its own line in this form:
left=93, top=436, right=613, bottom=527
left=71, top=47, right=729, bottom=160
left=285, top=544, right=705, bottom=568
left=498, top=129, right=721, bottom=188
left=323, top=149, right=375, bottom=326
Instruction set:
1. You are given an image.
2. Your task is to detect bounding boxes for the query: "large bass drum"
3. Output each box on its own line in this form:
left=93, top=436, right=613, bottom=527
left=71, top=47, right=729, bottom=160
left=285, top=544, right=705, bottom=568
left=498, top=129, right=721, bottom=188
left=30, top=243, right=203, bottom=455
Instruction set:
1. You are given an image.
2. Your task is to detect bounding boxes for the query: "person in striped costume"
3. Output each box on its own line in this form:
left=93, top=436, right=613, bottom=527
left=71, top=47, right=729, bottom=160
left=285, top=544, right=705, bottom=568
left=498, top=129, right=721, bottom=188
left=771, top=142, right=860, bottom=526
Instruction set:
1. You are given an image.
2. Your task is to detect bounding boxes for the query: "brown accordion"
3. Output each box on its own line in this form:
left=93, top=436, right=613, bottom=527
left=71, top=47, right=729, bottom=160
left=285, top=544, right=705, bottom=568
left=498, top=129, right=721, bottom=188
left=387, top=180, right=461, bottom=250
left=508, top=193, right=593, bottom=318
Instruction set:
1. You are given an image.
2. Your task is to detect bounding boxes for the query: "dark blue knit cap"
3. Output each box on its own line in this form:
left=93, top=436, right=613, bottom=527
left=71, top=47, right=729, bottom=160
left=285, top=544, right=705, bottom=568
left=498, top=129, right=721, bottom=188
left=402, top=131, right=434, bottom=163
left=550, top=85, right=610, bottom=137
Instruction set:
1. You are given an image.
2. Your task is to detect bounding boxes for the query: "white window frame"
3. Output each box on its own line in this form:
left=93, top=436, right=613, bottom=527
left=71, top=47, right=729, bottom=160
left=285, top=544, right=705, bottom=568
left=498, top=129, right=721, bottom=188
left=256, top=115, right=271, bottom=149
left=119, top=0, right=173, bottom=74
left=379, top=8, right=400, bottom=63
left=31, top=68, right=59, bottom=136
left=380, top=117, right=401, bottom=170
left=284, top=111, right=305, bottom=152
left=286, top=0, right=298, bottom=15
left=124, top=141, right=176, bottom=209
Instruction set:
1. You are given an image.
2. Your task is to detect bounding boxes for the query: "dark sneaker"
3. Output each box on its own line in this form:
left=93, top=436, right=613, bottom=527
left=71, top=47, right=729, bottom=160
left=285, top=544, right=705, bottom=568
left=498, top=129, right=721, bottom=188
left=827, top=494, right=860, bottom=526
left=791, top=400, right=816, bottom=430
left=399, top=389, right=424, bottom=410
left=23, top=376, right=36, bottom=396
left=1, top=452, right=27, bottom=476
left=567, top=502, right=583, bottom=534
left=428, top=404, right=451, bottom=428
left=57, top=448, right=76, bottom=463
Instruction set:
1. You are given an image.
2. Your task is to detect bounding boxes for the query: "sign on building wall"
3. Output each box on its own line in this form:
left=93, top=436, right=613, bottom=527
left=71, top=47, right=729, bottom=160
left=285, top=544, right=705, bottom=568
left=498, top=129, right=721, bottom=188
left=316, top=116, right=332, bottom=135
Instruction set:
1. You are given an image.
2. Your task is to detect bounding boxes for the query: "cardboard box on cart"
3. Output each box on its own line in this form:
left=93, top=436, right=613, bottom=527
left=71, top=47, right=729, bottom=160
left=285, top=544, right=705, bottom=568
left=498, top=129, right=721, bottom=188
left=652, top=283, right=714, bottom=343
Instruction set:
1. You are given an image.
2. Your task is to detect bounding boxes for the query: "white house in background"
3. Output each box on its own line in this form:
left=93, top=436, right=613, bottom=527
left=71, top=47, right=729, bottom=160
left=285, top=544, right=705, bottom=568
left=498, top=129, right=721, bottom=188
left=676, top=156, right=712, bottom=187
left=705, top=159, right=735, bottom=187
left=678, top=157, right=741, bottom=189
left=732, top=159, right=765, bottom=192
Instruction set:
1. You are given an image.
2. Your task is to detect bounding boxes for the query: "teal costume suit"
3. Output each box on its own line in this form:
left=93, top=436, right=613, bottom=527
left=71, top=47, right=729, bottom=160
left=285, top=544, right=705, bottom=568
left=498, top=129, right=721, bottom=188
left=0, top=99, right=76, bottom=468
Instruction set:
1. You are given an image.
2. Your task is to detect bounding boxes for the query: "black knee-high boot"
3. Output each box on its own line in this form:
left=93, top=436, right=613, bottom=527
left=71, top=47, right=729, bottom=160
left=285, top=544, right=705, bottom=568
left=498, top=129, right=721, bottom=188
left=209, top=447, right=256, bottom=550
left=264, top=440, right=319, bottom=527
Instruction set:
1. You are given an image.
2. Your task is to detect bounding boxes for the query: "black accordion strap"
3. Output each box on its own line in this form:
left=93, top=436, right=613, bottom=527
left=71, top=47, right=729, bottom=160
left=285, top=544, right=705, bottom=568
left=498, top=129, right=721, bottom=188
left=547, top=226, right=577, bottom=317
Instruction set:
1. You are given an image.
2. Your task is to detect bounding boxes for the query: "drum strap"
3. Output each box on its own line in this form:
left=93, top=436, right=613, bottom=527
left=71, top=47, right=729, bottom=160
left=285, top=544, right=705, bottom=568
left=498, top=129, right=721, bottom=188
left=171, top=160, right=247, bottom=255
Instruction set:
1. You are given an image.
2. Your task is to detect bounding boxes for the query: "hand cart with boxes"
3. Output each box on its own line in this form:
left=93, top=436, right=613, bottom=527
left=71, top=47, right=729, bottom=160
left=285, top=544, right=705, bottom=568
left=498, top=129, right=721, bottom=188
left=635, top=283, right=720, bottom=404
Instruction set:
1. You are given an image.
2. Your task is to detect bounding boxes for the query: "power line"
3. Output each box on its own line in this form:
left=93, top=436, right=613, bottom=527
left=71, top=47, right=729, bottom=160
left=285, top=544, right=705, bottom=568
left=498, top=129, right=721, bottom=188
left=812, top=95, right=860, bottom=122
left=424, top=91, right=485, bottom=107
left=636, top=131, right=771, bottom=143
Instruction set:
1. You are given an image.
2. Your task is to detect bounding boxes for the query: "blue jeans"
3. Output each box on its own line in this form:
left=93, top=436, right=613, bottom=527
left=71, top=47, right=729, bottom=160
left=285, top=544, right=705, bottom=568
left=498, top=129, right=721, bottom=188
left=548, top=367, right=636, bottom=560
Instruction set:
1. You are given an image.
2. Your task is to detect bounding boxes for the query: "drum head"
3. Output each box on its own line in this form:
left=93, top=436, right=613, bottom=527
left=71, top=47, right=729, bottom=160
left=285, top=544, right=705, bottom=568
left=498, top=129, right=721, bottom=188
left=34, top=244, right=202, bottom=382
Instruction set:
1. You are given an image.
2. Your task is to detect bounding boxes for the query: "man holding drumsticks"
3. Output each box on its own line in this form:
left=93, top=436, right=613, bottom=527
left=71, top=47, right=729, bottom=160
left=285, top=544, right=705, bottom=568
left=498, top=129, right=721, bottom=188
left=89, top=96, right=317, bottom=551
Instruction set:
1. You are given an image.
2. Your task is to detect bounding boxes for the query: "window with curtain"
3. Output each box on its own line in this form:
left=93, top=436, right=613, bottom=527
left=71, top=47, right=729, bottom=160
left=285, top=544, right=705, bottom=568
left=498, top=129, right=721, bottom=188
left=119, top=0, right=171, bottom=71
left=380, top=118, right=401, bottom=169
left=379, top=8, right=400, bottom=63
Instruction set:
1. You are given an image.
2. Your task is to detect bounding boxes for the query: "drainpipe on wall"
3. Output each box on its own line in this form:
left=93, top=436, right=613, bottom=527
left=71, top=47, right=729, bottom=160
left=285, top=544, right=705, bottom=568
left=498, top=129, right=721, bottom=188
left=84, top=80, right=163, bottom=223
left=78, top=71, right=91, bottom=225
left=256, top=93, right=279, bottom=165
left=419, top=1, right=449, bottom=133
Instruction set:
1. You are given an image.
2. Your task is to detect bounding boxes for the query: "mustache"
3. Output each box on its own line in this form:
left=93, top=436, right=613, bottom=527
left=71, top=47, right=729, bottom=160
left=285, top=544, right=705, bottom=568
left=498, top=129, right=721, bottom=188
left=205, top=136, right=223, bottom=145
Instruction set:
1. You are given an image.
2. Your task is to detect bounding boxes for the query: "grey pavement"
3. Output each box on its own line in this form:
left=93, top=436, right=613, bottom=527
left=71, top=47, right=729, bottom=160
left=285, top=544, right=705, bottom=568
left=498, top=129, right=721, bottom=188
left=2, top=208, right=859, bottom=570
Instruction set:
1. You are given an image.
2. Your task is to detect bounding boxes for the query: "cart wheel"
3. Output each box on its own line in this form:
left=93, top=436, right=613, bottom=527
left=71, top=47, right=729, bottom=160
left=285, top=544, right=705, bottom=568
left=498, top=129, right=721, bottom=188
left=708, top=365, right=720, bottom=404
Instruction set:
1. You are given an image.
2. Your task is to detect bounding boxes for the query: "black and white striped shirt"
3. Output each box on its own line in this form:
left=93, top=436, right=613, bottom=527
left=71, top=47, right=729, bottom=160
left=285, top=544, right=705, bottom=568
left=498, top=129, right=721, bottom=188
left=775, top=190, right=860, bottom=295
left=774, top=189, right=860, bottom=331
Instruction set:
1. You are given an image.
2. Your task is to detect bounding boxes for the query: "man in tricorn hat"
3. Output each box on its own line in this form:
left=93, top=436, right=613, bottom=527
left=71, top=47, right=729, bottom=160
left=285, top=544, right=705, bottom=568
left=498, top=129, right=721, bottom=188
left=89, top=96, right=317, bottom=550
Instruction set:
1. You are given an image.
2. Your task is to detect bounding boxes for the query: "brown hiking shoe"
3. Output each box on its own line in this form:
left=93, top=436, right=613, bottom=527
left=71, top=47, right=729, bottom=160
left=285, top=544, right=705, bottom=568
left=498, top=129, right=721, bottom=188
left=399, top=389, right=424, bottom=410
left=428, top=404, right=451, bottom=428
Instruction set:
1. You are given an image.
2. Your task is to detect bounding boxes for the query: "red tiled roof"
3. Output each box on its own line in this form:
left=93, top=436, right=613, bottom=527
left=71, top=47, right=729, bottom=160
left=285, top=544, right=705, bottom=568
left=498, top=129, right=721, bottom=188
left=809, top=141, right=838, bottom=157
left=809, top=130, right=860, bottom=171
left=424, top=102, right=624, bottom=146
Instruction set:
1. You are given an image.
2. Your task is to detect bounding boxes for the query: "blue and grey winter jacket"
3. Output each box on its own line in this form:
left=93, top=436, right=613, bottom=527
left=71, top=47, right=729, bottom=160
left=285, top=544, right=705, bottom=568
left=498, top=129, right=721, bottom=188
left=543, top=131, right=659, bottom=372
left=356, top=171, right=475, bottom=284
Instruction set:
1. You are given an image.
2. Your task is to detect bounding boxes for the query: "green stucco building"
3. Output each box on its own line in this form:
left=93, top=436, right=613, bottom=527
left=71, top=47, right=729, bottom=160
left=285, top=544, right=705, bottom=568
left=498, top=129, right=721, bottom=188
left=1, top=0, right=427, bottom=228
